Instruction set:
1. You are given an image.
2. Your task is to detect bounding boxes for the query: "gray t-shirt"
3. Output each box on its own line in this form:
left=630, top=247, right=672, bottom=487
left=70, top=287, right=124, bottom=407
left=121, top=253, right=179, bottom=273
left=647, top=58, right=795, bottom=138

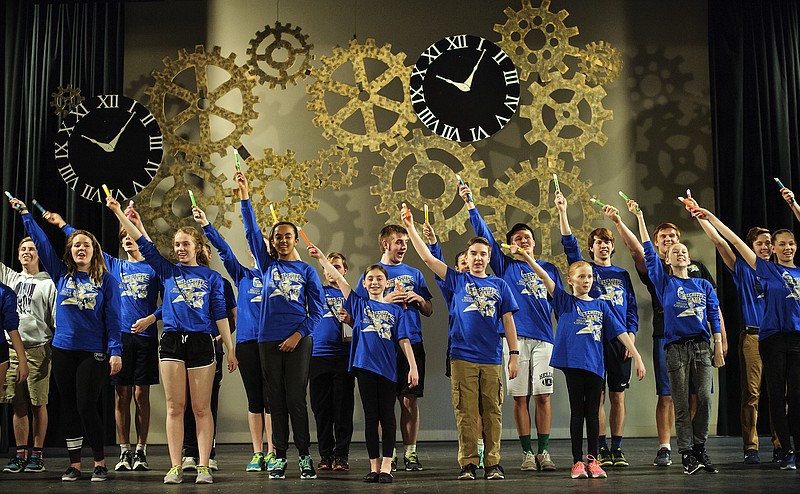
left=0, top=262, right=56, bottom=347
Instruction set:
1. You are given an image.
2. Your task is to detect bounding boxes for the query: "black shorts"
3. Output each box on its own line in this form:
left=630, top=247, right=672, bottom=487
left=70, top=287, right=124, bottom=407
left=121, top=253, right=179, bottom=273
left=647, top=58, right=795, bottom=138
left=0, top=342, right=8, bottom=365
left=397, top=342, right=425, bottom=397
left=112, top=332, right=160, bottom=386
left=604, top=337, right=632, bottom=393
left=159, top=332, right=216, bottom=369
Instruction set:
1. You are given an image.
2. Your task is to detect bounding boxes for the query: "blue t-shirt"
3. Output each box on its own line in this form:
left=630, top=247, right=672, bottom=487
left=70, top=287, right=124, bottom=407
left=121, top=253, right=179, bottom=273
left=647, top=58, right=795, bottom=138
left=344, top=292, right=411, bottom=382
left=1, top=282, right=20, bottom=349
left=549, top=286, right=625, bottom=378
left=754, top=257, right=800, bottom=340
left=23, top=214, right=122, bottom=356
left=728, top=257, right=765, bottom=330
left=643, top=241, right=721, bottom=345
left=444, top=268, right=519, bottom=365
left=470, top=209, right=562, bottom=342
left=136, top=237, right=227, bottom=334
left=313, top=286, right=351, bottom=357
left=354, top=262, right=432, bottom=345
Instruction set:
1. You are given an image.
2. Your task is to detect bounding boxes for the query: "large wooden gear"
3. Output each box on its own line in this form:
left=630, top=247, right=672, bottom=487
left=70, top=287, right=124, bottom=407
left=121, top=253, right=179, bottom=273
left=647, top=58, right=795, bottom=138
left=246, top=21, right=314, bottom=89
left=306, top=38, right=417, bottom=152
left=578, top=41, right=623, bottom=86
left=145, top=45, right=259, bottom=164
left=521, top=71, right=613, bottom=161
left=370, top=128, right=487, bottom=242
left=246, top=148, right=318, bottom=227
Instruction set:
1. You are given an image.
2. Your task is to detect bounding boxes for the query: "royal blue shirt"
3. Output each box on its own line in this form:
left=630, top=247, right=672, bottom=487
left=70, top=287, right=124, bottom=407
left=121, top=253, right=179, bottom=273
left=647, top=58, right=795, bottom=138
left=470, top=209, right=562, bottom=342
left=728, top=257, right=765, bottom=330
left=313, top=286, right=351, bottom=357
left=0, top=282, right=20, bottom=349
left=643, top=241, right=721, bottom=345
left=754, top=257, right=800, bottom=340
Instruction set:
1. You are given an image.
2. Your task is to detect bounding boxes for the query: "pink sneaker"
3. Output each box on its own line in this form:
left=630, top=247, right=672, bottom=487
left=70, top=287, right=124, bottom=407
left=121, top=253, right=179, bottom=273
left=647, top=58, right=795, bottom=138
left=570, top=461, right=588, bottom=479
left=586, top=455, right=607, bottom=478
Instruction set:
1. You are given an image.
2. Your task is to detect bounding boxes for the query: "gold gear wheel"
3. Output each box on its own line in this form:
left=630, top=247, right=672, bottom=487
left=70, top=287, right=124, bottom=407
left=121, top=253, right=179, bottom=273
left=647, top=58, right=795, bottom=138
left=246, top=148, right=318, bottom=227
left=370, top=128, right=487, bottom=242
left=306, top=38, right=417, bottom=153
left=50, top=84, right=84, bottom=117
left=578, top=41, right=623, bottom=86
left=522, top=71, right=613, bottom=161
left=145, top=44, right=259, bottom=164
left=493, top=0, right=580, bottom=83
left=134, top=155, right=235, bottom=252
left=246, top=21, right=314, bottom=89
left=307, top=144, right=359, bottom=190
left=482, top=158, right=600, bottom=273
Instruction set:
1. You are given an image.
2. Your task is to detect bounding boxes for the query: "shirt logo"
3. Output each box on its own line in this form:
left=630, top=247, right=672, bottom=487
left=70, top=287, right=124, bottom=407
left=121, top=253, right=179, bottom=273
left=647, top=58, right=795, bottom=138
left=462, top=283, right=499, bottom=317
left=324, top=295, right=345, bottom=318
left=60, top=278, right=99, bottom=310
left=519, top=271, right=547, bottom=299
left=361, top=306, right=394, bottom=340
left=387, top=274, right=415, bottom=296
left=675, top=286, right=707, bottom=320
left=270, top=269, right=303, bottom=302
left=597, top=277, right=624, bottom=306
left=575, top=307, right=603, bottom=341
left=120, top=272, right=151, bottom=300
left=14, top=280, right=36, bottom=314
left=250, top=277, right=263, bottom=303
left=172, top=278, right=208, bottom=309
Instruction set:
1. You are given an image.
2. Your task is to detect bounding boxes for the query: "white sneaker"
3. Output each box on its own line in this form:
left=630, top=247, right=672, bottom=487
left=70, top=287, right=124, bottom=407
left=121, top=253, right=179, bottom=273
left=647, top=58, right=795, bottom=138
left=536, top=450, right=557, bottom=471
left=521, top=451, right=537, bottom=471
left=181, top=457, right=197, bottom=471
left=209, top=459, right=218, bottom=471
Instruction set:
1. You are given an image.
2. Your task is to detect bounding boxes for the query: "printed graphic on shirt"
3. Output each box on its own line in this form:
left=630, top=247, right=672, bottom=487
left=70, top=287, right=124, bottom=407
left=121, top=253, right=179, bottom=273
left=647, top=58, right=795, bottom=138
left=61, top=278, right=99, bottom=310
left=755, top=277, right=765, bottom=299
left=463, top=283, right=499, bottom=317
left=575, top=307, right=603, bottom=341
left=14, top=281, right=36, bottom=314
left=250, top=277, right=263, bottom=303
left=172, top=278, right=208, bottom=309
left=361, top=306, right=394, bottom=340
left=675, top=286, right=707, bottom=320
left=519, top=271, right=547, bottom=299
left=324, top=295, right=345, bottom=318
left=597, top=277, right=624, bottom=306
left=120, top=272, right=151, bottom=299
left=387, top=274, right=415, bottom=296
left=781, top=271, right=800, bottom=300
left=270, top=269, right=303, bottom=301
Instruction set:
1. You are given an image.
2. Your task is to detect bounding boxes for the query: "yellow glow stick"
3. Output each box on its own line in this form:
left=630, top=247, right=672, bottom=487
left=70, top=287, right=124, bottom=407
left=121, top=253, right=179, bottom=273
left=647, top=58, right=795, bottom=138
left=233, top=148, right=242, bottom=172
left=552, top=174, right=560, bottom=192
left=424, top=204, right=429, bottom=224
left=188, top=190, right=197, bottom=207
left=269, top=203, right=279, bottom=224
left=501, top=243, right=513, bottom=249
left=102, top=184, right=112, bottom=198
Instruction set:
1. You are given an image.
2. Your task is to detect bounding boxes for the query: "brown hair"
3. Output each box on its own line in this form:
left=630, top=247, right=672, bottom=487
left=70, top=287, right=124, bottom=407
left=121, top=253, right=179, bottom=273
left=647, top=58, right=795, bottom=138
left=173, top=226, right=210, bottom=266
left=454, top=250, right=466, bottom=267
left=63, top=230, right=107, bottom=285
left=654, top=222, right=681, bottom=240
left=745, top=227, right=770, bottom=247
left=327, top=252, right=348, bottom=271
left=587, top=227, right=614, bottom=259
left=378, top=225, right=408, bottom=250
left=363, top=263, right=388, bottom=279
left=465, top=236, right=492, bottom=257
left=17, top=236, right=33, bottom=251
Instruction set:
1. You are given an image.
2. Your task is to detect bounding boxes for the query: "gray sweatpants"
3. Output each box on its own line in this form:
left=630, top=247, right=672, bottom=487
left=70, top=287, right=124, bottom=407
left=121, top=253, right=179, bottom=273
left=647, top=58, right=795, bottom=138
left=666, top=340, right=713, bottom=452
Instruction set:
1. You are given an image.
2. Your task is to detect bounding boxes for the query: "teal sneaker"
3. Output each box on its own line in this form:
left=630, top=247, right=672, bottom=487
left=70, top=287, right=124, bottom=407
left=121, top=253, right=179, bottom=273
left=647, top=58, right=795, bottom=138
left=478, top=449, right=484, bottom=469
left=3, top=454, right=27, bottom=473
left=246, top=452, right=265, bottom=472
left=269, top=458, right=287, bottom=479
left=265, top=452, right=278, bottom=471
left=299, top=455, right=317, bottom=479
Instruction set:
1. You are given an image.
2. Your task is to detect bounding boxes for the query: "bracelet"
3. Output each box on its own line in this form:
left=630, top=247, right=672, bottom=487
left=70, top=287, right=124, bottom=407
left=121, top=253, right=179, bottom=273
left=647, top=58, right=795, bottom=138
left=508, top=350, right=520, bottom=355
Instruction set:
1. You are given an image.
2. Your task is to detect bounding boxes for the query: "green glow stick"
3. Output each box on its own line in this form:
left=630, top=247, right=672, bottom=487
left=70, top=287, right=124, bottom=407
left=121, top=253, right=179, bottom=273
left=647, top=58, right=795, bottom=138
left=188, top=190, right=197, bottom=207
left=233, top=148, right=242, bottom=172
left=552, top=173, right=560, bottom=192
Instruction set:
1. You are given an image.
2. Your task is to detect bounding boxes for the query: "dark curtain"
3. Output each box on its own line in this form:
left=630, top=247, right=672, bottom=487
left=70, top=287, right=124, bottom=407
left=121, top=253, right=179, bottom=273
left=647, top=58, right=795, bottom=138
left=708, top=1, right=800, bottom=435
left=2, top=1, right=124, bottom=449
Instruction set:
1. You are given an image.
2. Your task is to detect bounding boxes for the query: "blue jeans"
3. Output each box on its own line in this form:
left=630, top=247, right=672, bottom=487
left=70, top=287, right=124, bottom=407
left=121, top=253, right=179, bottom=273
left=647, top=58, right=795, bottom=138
left=666, top=340, right=713, bottom=452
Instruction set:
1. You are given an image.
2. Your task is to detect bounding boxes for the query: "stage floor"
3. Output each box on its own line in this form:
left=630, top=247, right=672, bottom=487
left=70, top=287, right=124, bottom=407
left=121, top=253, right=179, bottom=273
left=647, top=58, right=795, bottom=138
left=0, top=437, right=796, bottom=492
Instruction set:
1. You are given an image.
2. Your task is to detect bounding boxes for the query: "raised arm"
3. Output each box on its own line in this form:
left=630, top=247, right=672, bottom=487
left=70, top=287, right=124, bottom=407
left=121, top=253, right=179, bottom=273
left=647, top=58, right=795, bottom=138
left=10, top=199, right=65, bottom=281
left=106, top=196, right=143, bottom=242
left=695, top=207, right=757, bottom=270
left=554, top=190, right=571, bottom=235
left=512, top=247, right=555, bottom=296
left=235, top=171, right=272, bottom=272
left=604, top=203, right=646, bottom=274
left=631, top=201, right=650, bottom=244
left=195, top=207, right=248, bottom=282
left=696, top=217, right=737, bottom=271
left=401, top=206, right=448, bottom=280
left=779, top=186, right=800, bottom=224
left=126, top=204, right=152, bottom=242
left=307, top=243, right=353, bottom=299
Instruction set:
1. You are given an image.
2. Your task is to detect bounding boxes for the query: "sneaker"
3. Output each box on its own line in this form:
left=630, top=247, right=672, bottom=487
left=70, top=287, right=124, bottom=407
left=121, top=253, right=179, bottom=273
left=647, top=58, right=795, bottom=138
left=694, top=448, right=718, bottom=473
left=163, top=465, right=183, bottom=484
left=62, top=466, right=82, bottom=481
left=3, top=454, right=27, bottom=473
left=269, top=458, right=287, bottom=479
left=458, top=463, right=477, bottom=480
left=571, top=461, right=588, bottom=479
left=780, top=450, right=797, bottom=470
left=246, top=452, right=265, bottom=472
left=363, top=471, right=379, bottom=483
left=195, top=465, right=213, bottom=484
left=484, top=464, right=505, bottom=480
left=774, top=447, right=784, bottom=463
left=91, top=465, right=108, bottom=482
left=612, top=448, right=629, bottom=467
left=299, top=455, right=317, bottom=479
left=536, top=450, right=557, bottom=471
left=744, top=449, right=760, bottom=464
left=390, top=456, right=397, bottom=472
left=586, top=456, right=607, bottom=478
left=404, top=451, right=423, bottom=471
left=181, top=456, right=197, bottom=471
left=682, top=452, right=703, bottom=475
left=115, top=450, right=133, bottom=471
left=132, top=450, right=149, bottom=471
left=653, top=447, right=672, bottom=466
left=265, top=452, right=278, bottom=471
left=597, top=445, right=613, bottom=466
left=520, top=451, right=537, bottom=471
left=24, top=455, right=46, bottom=472
left=208, top=459, right=218, bottom=471
left=478, top=449, right=484, bottom=469
left=378, top=472, right=393, bottom=483
left=317, top=455, right=333, bottom=470
left=333, top=455, right=350, bottom=471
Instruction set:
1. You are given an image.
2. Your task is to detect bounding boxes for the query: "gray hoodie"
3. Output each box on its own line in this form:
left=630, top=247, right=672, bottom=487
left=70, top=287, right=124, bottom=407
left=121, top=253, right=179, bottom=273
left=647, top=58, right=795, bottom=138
left=0, top=262, right=56, bottom=347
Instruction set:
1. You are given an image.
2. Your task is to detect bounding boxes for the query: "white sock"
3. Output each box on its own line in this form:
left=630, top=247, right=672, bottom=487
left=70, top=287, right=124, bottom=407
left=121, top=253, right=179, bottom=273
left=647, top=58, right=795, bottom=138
left=405, top=444, right=416, bottom=455
left=120, top=444, right=131, bottom=453
left=660, top=443, right=671, bottom=450
left=477, top=439, right=484, bottom=450
left=136, top=444, right=146, bottom=453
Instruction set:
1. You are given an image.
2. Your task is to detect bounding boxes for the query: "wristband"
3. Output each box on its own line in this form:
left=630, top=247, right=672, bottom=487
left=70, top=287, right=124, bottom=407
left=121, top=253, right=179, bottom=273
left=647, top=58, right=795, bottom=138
left=508, top=350, right=520, bottom=355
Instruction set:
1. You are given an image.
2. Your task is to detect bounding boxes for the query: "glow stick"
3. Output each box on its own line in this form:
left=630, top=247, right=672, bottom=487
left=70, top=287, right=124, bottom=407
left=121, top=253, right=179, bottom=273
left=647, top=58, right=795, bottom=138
left=269, top=203, right=279, bottom=224
left=298, top=227, right=311, bottom=246
left=5, top=191, right=21, bottom=211
left=31, top=199, right=46, bottom=214
left=552, top=173, right=560, bottom=192
left=4, top=191, right=14, bottom=200
left=102, top=184, right=112, bottom=198
left=775, top=177, right=795, bottom=204
left=233, top=148, right=242, bottom=172
left=456, top=174, right=473, bottom=203
left=126, top=200, right=134, bottom=219
left=686, top=188, right=692, bottom=199
left=188, top=190, right=197, bottom=207
left=617, top=191, right=640, bottom=211
left=401, top=202, right=410, bottom=220
left=678, top=196, right=701, bottom=218
left=590, top=198, right=606, bottom=207
left=396, top=281, right=407, bottom=309
left=501, top=243, right=513, bottom=249
left=424, top=204, right=429, bottom=224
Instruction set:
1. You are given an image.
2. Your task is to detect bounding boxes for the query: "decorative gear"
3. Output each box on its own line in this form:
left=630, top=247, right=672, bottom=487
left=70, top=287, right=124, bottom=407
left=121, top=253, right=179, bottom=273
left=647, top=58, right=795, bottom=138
left=370, top=128, right=487, bottom=242
left=50, top=84, right=84, bottom=117
left=493, top=0, right=580, bottom=83
left=246, top=148, right=318, bottom=227
left=145, top=44, right=259, bottom=164
left=578, top=41, right=623, bottom=86
left=246, top=21, right=314, bottom=89
left=134, top=155, right=235, bottom=252
left=306, top=38, right=417, bottom=152
left=307, top=144, right=359, bottom=190
left=627, top=45, right=693, bottom=113
left=521, top=71, right=613, bottom=161
left=482, top=158, right=600, bottom=273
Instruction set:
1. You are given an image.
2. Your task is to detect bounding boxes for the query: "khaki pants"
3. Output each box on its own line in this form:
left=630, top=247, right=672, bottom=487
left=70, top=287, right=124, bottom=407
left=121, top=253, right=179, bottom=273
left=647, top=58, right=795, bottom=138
left=740, top=332, right=780, bottom=451
left=450, top=359, right=503, bottom=467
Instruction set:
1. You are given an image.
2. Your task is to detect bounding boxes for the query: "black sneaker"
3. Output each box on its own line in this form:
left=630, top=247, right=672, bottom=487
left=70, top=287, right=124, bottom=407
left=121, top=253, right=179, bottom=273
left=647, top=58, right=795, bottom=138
left=743, top=449, right=760, bottom=465
left=132, top=450, right=150, bottom=471
left=390, top=456, right=397, bottom=472
left=774, top=448, right=784, bottom=463
left=317, top=455, right=333, bottom=471
left=597, top=445, right=613, bottom=466
left=682, top=452, right=703, bottom=475
left=332, top=456, right=349, bottom=471
left=484, top=464, right=505, bottom=480
left=62, top=466, right=82, bottom=481
left=115, top=450, right=133, bottom=471
left=693, top=446, right=718, bottom=473
left=404, top=452, right=423, bottom=471
left=378, top=472, right=393, bottom=483
left=458, top=463, right=477, bottom=480
left=91, top=465, right=108, bottom=482
left=363, top=471, right=379, bottom=483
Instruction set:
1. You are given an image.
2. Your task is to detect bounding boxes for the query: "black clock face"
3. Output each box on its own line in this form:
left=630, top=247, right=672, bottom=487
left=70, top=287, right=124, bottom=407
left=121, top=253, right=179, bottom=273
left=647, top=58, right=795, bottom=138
left=410, top=34, right=520, bottom=142
left=54, top=94, right=163, bottom=203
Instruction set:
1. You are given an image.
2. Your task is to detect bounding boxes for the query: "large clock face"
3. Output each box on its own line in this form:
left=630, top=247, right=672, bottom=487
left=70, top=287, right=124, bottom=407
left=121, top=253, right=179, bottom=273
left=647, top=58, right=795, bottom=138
left=410, top=35, right=520, bottom=142
left=54, top=94, right=163, bottom=203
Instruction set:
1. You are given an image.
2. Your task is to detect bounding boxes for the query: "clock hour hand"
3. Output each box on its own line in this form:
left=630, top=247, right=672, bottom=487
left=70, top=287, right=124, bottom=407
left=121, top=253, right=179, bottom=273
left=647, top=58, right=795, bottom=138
left=107, top=113, right=136, bottom=151
left=461, top=50, right=486, bottom=90
left=435, top=75, right=470, bottom=92
left=81, top=135, right=114, bottom=152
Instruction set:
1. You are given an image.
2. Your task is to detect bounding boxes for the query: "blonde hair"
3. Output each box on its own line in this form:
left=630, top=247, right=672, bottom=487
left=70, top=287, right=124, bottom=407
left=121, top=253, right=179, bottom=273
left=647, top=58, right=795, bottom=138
left=174, top=226, right=210, bottom=266
left=567, top=260, right=592, bottom=279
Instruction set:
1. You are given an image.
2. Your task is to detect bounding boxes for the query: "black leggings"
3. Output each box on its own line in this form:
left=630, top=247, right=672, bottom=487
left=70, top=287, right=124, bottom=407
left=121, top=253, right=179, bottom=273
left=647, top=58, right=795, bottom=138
left=310, top=355, right=355, bottom=457
left=356, top=368, right=396, bottom=460
left=51, top=347, right=109, bottom=463
left=236, top=340, right=268, bottom=413
left=562, top=368, right=604, bottom=463
left=760, top=332, right=800, bottom=452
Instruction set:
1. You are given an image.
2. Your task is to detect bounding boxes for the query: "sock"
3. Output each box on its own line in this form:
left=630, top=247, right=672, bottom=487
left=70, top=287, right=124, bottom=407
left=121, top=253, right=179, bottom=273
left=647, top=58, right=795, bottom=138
left=392, top=448, right=397, bottom=459
left=16, top=447, right=27, bottom=458
left=120, top=443, right=131, bottom=453
left=405, top=444, right=416, bottom=456
left=537, top=433, right=550, bottom=454
left=660, top=443, right=671, bottom=450
left=519, top=435, right=533, bottom=454
left=31, top=447, right=43, bottom=458
left=136, top=444, right=146, bottom=453
left=598, top=436, right=608, bottom=448
left=611, top=436, right=623, bottom=451
left=477, top=438, right=484, bottom=452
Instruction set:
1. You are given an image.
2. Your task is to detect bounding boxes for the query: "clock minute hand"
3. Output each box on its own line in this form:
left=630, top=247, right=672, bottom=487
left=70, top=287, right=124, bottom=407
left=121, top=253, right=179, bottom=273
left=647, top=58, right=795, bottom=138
left=81, top=135, right=114, bottom=152
left=107, top=112, right=136, bottom=151
left=461, top=50, right=486, bottom=90
left=435, top=75, right=470, bottom=92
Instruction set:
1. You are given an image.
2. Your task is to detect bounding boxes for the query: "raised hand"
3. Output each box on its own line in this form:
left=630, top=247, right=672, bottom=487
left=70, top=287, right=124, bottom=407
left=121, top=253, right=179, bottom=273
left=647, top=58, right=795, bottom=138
left=458, top=183, right=473, bottom=204
left=8, top=197, right=28, bottom=214
left=602, top=204, right=620, bottom=222
left=306, top=242, right=323, bottom=260
left=422, top=223, right=436, bottom=244
left=554, top=190, right=567, bottom=212
left=192, top=206, right=209, bottom=226
left=400, top=203, right=413, bottom=228
left=43, top=211, right=66, bottom=228
left=105, top=195, right=122, bottom=212
left=234, top=171, right=249, bottom=200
